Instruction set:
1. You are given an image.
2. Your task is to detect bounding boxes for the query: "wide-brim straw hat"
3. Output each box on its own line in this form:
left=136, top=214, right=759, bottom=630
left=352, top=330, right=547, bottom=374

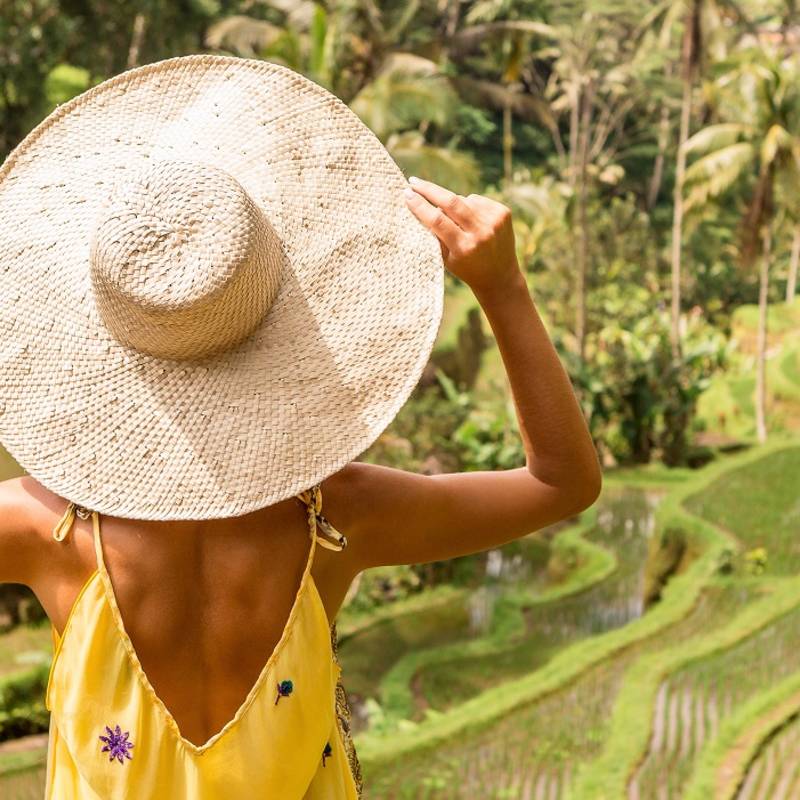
left=0, top=54, right=444, bottom=520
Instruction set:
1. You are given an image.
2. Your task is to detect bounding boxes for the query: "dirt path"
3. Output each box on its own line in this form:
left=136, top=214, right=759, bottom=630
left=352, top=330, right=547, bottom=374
left=0, top=733, right=48, bottom=755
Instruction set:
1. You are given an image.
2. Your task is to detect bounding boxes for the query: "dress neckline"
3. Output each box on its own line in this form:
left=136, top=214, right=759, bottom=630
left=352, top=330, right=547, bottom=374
left=87, top=508, right=323, bottom=756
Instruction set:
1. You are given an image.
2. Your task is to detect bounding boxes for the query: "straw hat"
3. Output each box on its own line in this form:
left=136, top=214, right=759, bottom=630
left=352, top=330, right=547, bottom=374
left=0, top=54, right=444, bottom=520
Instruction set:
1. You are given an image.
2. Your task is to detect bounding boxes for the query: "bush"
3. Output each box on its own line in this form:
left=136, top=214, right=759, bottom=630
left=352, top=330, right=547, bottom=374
left=0, top=663, right=51, bottom=743
left=565, top=308, right=728, bottom=466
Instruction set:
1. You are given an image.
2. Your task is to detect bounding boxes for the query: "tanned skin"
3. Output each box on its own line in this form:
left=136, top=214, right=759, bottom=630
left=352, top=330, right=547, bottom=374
left=0, top=177, right=601, bottom=748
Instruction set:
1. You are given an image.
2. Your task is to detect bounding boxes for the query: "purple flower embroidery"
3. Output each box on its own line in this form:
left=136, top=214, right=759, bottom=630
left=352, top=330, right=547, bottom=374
left=322, top=741, right=332, bottom=766
left=275, top=679, right=294, bottom=704
left=98, top=724, right=134, bottom=764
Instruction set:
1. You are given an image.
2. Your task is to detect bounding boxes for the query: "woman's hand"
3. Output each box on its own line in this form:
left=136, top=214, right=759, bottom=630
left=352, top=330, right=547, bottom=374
left=403, top=176, right=521, bottom=297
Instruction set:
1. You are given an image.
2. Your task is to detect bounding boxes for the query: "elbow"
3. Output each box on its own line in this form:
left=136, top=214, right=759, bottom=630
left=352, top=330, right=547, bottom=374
left=559, top=465, right=603, bottom=517
left=577, top=466, right=603, bottom=511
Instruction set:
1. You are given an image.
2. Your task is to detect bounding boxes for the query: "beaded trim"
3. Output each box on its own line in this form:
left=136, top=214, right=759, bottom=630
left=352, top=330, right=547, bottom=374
left=331, top=620, right=363, bottom=796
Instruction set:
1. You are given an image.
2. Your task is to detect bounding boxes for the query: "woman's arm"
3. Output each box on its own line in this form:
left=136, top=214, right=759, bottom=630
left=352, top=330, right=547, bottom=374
left=325, top=177, right=602, bottom=572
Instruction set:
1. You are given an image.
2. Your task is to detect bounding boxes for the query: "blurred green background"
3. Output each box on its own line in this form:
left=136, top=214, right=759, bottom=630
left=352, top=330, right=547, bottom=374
left=1, top=1, right=799, bottom=797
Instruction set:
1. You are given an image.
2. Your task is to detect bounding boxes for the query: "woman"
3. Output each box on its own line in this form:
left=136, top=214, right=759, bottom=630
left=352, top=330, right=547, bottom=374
left=0, top=56, right=600, bottom=799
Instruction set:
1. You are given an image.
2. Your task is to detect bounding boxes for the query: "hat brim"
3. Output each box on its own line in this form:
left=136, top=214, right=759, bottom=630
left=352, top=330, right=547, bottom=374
left=0, top=54, right=444, bottom=519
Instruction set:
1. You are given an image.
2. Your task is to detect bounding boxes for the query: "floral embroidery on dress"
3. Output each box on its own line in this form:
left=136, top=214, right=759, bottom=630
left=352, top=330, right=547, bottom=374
left=98, top=724, right=134, bottom=763
left=275, top=678, right=294, bottom=704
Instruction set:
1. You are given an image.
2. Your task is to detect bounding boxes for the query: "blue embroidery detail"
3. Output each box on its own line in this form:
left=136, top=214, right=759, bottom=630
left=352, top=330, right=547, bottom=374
left=275, top=679, right=294, bottom=704
left=99, top=724, right=134, bottom=764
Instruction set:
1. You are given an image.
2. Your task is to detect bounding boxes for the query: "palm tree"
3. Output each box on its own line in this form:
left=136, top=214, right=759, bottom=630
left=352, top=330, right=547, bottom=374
left=642, top=0, right=752, bottom=361
left=682, top=45, right=800, bottom=442
left=532, top=8, right=651, bottom=360
left=447, top=15, right=556, bottom=185
left=348, top=53, right=481, bottom=192
left=206, top=1, right=336, bottom=89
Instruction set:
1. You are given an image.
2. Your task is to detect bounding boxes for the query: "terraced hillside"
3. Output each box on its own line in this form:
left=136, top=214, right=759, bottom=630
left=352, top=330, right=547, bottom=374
left=353, top=437, right=800, bottom=799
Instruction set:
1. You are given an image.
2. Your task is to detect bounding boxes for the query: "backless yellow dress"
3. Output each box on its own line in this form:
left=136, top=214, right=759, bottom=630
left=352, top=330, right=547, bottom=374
left=43, top=483, right=363, bottom=798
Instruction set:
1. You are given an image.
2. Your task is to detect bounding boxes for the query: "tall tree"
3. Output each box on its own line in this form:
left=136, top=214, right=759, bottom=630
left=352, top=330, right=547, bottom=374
left=447, top=13, right=555, bottom=185
left=534, top=6, right=653, bottom=360
left=644, top=0, right=750, bottom=360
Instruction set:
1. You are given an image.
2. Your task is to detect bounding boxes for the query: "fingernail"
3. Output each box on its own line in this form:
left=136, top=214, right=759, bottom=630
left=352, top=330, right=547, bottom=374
left=403, top=186, right=416, bottom=199
left=408, top=176, right=421, bottom=184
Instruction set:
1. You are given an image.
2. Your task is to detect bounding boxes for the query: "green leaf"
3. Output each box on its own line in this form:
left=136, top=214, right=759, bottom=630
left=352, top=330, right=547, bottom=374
left=683, top=123, right=749, bottom=156
left=683, top=142, right=755, bottom=211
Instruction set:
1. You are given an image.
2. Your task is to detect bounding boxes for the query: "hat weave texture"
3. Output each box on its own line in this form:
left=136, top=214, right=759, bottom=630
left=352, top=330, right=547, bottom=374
left=0, top=54, right=444, bottom=519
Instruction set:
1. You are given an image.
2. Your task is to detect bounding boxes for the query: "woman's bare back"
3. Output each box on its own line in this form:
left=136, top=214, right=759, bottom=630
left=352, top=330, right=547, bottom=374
left=20, top=474, right=356, bottom=749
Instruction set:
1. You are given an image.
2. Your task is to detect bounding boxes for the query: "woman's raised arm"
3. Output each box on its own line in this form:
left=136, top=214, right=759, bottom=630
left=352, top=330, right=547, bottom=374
left=323, top=177, right=602, bottom=573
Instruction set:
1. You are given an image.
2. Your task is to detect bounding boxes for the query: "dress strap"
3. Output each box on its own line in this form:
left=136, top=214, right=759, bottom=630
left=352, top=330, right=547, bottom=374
left=52, top=492, right=347, bottom=552
left=294, top=483, right=347, bottom=552
left=52, top=501, right=92, bottom=541
left=52, top=503, right=108, bottom=579
left=90, top=509, right=106, bottom=576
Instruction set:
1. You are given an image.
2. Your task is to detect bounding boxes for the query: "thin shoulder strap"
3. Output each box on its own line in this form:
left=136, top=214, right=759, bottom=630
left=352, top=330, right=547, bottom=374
left=51, top=501, right=108, bottom=579
left=91, top=509, right=107, bottom=576
left=294, top=483, right=348, bottom=552
left=52, top=501, right=92, bottom=541
left=51, top=491, right=347, bottom=553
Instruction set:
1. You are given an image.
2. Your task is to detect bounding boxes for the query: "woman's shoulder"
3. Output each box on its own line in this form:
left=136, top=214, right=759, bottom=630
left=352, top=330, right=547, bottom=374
left=0, top=475, right=73, bottom=586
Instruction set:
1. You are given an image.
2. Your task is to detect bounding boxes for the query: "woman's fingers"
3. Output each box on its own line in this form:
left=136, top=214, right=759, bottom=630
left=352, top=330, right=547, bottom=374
left=407, top=176, right=479, bottom=229
left=404, top=184, right=464, bottom=252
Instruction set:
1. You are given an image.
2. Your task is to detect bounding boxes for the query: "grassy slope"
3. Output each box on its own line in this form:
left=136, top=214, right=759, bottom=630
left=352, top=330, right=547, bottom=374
left=355, top=440, right=781, bottom=769
left=372, top=506, right=616, bottom=727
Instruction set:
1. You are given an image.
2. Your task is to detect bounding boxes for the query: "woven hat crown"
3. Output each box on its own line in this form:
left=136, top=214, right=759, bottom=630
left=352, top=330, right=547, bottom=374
left=89, top=160, right=284, bottom=360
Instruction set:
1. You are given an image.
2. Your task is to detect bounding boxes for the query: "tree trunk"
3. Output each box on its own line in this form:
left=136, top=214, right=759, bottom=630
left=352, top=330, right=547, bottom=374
left=787, top=223, right=800, bottom=303
left=575, top=80, right=594, bottom=362
left=568, top=85, right=579, bottom=187
left=503, top=95, right=513, bottom=185
left=647, top=100, right=671, bottom=210
left=670, top=13, right=696, bottom=363
left=755, top=223, right=771, bottom=443
left=647, top=63, right=674, bottom=211
left=127, top=13, right=148, bottom=69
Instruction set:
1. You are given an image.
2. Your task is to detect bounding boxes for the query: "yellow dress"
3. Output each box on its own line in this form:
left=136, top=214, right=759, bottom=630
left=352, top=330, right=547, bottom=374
left=43, top=484, right=362, bottom=799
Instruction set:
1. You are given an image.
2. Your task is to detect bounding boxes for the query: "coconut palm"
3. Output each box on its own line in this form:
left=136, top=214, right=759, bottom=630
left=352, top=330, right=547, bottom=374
left=446, top=13, right=556, bottom=185
left=682, top=45, right=800, bottom=442
left=206, top=0, right=337, bottom=89
left=641, top=0, right=752, bottom=361
left=524, top=6, right=654, bottom=361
